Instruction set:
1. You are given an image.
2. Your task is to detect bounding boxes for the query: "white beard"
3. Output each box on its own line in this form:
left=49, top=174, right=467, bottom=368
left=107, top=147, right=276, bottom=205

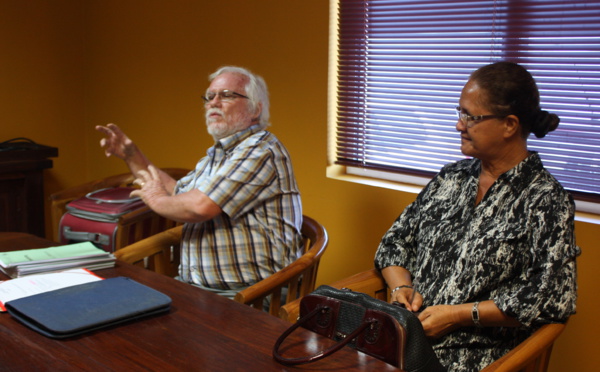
left=205, top=108, right=248, bottom=140
left=206, top=120, right=232, bottom=140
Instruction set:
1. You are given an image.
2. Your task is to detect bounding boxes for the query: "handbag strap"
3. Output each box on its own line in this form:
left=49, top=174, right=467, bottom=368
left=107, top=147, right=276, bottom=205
left=272, top=304, right=376, bottom=365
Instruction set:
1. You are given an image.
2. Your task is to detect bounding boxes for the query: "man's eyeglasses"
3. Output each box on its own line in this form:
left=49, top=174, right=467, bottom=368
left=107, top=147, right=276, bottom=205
left=456, top=106, right=505, bottom=128
left=202, top=90, right=249, bottom=103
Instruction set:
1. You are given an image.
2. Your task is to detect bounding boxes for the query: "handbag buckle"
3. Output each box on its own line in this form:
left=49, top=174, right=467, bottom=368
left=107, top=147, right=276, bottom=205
left=364, top=319, right=381, bottom=344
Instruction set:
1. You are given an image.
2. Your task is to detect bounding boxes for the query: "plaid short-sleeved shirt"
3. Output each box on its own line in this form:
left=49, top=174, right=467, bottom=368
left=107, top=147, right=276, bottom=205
left=175, top=125, right=303, bottom=290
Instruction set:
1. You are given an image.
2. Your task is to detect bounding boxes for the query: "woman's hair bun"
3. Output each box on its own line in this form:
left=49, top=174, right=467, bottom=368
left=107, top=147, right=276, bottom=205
left=531, top=110, right=559, bottom=138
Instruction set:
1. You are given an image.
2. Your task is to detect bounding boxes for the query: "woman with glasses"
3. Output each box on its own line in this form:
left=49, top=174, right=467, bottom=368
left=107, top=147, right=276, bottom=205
left=375, top=61, right=579, bottom=371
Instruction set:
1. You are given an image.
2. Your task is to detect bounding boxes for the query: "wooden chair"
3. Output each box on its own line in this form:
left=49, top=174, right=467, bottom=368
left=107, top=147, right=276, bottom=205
left=480, top=322, right=566, bottom=372
left=49, top=168, right=190, bottom=249
left=279, top=268, right=566, bottom=372
left=114, top=224, right=182, bottom=278
left=234, top=215, right=329, bottom=316
left=115, top=215, right=329, bottom=316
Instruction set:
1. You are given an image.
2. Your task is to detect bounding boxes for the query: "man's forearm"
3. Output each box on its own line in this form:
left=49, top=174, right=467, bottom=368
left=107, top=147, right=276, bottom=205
left=145, top=189, right=222, bottom=223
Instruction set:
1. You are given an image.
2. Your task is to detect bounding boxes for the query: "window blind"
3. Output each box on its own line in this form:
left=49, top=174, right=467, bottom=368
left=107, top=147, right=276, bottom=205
left=336, top=0, right=600, bottom=201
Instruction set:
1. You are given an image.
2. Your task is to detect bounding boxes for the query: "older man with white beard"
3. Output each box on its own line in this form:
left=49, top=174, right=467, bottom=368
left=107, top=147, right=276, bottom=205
left=95, top=66, right=303, bottom=299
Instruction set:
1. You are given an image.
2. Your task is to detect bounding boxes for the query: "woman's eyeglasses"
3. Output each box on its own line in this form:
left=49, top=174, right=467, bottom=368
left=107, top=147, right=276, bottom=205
left=456, top=106, right=505, bottom=128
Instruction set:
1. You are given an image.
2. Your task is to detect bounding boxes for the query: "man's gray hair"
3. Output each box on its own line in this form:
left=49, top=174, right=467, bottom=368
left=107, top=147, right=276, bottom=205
left=209, top=66, right=271, bottom=129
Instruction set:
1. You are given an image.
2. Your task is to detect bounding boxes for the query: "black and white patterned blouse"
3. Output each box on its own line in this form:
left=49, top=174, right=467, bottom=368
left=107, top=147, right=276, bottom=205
left=374, top=152, right=579, bottom=372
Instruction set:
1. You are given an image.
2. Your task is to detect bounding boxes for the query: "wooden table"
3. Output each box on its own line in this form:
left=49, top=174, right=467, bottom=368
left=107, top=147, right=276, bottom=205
left=0, top=233, right=399, bottom=372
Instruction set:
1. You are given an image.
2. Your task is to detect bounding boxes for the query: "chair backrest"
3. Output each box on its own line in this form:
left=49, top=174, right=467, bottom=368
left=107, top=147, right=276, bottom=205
left=50, top=168, right=190, bottom=249
left=233, top=215, right=329, bottom=316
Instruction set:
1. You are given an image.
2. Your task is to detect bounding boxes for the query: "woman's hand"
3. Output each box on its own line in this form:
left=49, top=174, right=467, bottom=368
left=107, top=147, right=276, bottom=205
left=418, top=304, right=468, bottom=339
left=390, top=286, right=422, bottom=313
left=381, top=266, right=423, bottom=312
left=417, top=300, right=522, bottom=339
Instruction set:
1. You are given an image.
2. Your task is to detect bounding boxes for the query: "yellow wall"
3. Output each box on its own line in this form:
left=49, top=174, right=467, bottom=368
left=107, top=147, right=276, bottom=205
left=2, top=1, right=598, bottom=370
left=1, top=1, right=86, bottom=196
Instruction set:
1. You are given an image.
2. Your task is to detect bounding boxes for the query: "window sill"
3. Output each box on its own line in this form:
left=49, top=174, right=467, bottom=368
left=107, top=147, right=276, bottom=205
left=327, top=165, right=600, bottom=225
left=327, top=164, right=424, bottom=195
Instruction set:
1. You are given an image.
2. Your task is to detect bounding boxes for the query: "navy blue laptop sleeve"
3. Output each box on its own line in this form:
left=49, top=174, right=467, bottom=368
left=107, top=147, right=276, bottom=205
left=5, top=276, right=171, bottom=339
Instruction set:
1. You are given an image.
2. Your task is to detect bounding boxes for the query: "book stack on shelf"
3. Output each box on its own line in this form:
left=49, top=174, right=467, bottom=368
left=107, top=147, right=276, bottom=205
left=0, top=242, right=116, bottom=278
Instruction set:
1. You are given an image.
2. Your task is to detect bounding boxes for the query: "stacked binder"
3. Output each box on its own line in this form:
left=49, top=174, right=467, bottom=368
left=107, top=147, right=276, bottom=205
left=0, top=242, right=115, bottom=278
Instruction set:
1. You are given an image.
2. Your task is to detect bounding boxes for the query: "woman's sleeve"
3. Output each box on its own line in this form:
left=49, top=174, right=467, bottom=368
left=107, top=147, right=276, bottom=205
left=494, top=190, right=580, bottom=327
left=374, top=172, right=443, bottom=272
left=374, top=202, right=419, bottom=271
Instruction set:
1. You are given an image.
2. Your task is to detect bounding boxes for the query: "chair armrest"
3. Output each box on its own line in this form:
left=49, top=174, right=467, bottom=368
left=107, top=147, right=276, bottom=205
left=329, top=268, right=387, bottom=297
left=114, top=225, right=183, bottom=276
left=234, top=254, right=314, bottom=305
left=278, top=268, right=386, bottom=322
left=481, top=322, right=566, bottom=372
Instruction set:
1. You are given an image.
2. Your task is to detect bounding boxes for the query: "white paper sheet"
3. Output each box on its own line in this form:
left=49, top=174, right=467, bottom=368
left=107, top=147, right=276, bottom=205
left=0, top=268, right=103, bottom=311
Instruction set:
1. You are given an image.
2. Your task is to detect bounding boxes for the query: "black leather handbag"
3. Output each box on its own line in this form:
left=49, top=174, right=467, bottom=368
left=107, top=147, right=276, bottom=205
left=273, top=285, right=445, bottom=372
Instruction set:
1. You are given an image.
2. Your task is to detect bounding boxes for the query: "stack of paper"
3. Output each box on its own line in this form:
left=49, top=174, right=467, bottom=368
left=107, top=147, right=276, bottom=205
left=0, top=242, right=115, bottom=278
left=0, top=268, right=103, bottom=311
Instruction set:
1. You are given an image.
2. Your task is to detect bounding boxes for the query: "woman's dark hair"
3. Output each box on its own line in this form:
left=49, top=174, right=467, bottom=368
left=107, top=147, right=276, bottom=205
left=470, top=61, right=559, bottom=138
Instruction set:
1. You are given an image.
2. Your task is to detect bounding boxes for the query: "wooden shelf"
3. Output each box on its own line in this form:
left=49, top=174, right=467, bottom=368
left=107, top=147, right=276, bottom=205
left=0, top=142, right=58, bottom=237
